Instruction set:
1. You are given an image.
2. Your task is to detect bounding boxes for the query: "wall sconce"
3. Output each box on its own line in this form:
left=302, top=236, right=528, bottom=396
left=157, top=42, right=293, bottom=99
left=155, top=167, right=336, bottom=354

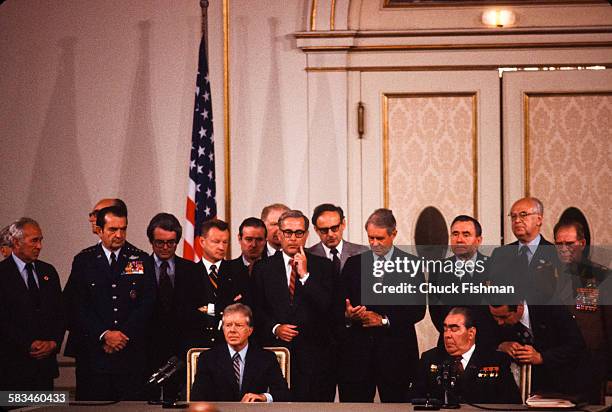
left=481, top=9, right=516, bottom=28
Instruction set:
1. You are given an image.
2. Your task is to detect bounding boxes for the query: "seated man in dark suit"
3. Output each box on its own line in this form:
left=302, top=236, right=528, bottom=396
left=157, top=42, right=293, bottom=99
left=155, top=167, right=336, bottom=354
left=0, top=217, right=64, bottom=391
left=489, top=303, right=586, bottom=399
left=413, top=307, right=520, bottom=404
left=191, top=303, right=290, bottom=402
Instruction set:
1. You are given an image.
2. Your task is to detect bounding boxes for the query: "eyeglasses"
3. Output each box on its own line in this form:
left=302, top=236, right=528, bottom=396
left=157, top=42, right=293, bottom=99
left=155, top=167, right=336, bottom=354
left=281, top=229, right=306, bottom=239
left=316, top=224, right=341, bottom=235
left=153, top=239, right=178, bottom=248
left=508, top=211, right=539, bottom=221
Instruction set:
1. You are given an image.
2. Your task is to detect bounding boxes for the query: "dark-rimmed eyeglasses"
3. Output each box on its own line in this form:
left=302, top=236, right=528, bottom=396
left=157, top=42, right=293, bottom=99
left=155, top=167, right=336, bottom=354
left=281, top=229, right=306, bottom=239
left=152, top=239, right=178, bottom=248
left=316, top=224, right=341, bottom=235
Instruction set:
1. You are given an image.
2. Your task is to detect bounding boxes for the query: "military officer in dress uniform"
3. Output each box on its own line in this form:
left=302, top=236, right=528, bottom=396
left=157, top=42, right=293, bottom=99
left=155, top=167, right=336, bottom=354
left=69, top=205, right=156, bottom=400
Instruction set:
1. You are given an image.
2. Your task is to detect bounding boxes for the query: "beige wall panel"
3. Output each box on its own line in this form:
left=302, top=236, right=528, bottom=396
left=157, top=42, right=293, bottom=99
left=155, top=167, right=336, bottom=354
left=229, top=0, right=310, bottom=255
left=527, top=94, right=612, bottom=245
left=387, top=95, right=476, bottom=245
left=0, top=0, right=208, bottom=281
left=503, top=69, right=612, bottom=251
left=307, top=71, right=352, bottom=240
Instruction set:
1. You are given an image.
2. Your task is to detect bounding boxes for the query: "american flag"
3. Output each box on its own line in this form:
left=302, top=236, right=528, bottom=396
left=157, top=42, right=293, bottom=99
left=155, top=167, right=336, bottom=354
left=184, top=35, right=216, bottom=262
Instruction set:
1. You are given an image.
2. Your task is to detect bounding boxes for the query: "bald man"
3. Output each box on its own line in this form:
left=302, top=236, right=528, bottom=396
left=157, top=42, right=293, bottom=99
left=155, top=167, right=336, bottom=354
left=488, top=197, right=568, bottom=305
left=88, top=199, right=127, bottom=234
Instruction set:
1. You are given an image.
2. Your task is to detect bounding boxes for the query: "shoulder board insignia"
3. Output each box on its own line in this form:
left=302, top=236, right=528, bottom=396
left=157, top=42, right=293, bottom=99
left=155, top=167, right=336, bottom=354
left=80, top=245, right=98, bottom=253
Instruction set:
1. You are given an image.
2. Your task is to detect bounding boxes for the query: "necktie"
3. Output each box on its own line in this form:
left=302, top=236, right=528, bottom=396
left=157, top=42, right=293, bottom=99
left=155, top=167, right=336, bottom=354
left=158, top=261, right=173, bottom=312
left=110, top=252, right=118, bottom=274
left=515, top=322, right=533, bottom=345
left=209, top=264, right=218, bottom=297
left=25, top=262, right=40, bottom=307
left=288, top=259, right=297, bottom=301
left=330, top=248, right=341, bottom=275
left=232, top=352, right=241, bottom=389
left=453, top=356, right=464, bottom=376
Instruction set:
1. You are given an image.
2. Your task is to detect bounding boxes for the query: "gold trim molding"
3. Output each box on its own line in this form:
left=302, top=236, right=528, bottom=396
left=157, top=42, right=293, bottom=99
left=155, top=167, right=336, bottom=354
left=305, top=63, right=612, bottom=72
left=310, top=0, right=318, bottom=31
left=523, top=91, right=612, bottom=198
left=383, top=0, right=605, bottom=6
left=383, top=93, right=479, bottom=218
left=330, top=0, right=336, bottom=31
left=299, top=41, right=612, bottom=53
left=223, top=0, right=232, bottom=255
left=295, top=27, right=612, bottom=39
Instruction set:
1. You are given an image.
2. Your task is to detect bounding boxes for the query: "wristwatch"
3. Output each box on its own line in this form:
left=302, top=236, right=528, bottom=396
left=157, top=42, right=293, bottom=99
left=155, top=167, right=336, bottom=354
left=381, top=316, right=389, bottom=327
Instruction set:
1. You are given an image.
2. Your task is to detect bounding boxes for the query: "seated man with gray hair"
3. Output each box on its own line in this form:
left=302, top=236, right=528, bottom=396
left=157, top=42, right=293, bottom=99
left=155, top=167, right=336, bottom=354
left=191, top=303, right=290, bottom=402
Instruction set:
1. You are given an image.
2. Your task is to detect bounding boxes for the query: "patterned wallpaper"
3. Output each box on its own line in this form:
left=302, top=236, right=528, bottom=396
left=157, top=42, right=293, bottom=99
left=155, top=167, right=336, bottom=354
left=386, top=94, right=477, bottom=245
left=527, top=94, right=612, bottom=246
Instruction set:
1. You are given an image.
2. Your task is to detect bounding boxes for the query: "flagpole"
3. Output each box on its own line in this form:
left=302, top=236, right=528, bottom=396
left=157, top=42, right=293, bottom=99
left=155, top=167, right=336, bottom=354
left=223, top=0, right=232, bottom=257
left=200, top=0, right=208, bottom=58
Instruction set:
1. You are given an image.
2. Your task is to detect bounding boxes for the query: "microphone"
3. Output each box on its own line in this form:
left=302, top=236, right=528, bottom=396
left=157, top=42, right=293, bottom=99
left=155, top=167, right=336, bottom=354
left=156, top=359, right=185, bottom=385
left=148, top=356, right=179, bottom=384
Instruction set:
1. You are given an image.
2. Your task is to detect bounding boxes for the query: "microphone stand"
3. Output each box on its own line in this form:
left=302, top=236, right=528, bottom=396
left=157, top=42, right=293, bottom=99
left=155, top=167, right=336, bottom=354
left=439, top=362, right=460, bottom=409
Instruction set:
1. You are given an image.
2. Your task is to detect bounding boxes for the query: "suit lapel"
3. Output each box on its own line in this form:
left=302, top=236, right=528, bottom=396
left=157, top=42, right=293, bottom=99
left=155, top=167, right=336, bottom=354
left=219, top=347, right=241, bottom=397
left=340, top=242, right=351, bottom=268
left=7, top=255, right=29, bottom=294
left=241, top=346, right=261, bottom=395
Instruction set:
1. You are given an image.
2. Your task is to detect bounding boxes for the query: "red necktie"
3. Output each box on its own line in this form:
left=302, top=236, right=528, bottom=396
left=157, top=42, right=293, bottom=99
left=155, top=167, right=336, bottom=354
left=288, top=259, right=297, bottom=301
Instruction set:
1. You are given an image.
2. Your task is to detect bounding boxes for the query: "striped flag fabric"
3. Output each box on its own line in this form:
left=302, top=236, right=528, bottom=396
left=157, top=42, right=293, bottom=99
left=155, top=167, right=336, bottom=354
left=184, top=35, right=217, bottom=262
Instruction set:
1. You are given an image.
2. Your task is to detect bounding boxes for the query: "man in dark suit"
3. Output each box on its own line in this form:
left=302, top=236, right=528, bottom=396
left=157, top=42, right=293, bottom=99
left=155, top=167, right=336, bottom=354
left=307, top=203, right=368, bottom=399
left=228, top=217, right=267, bottom=281
left=489, top=303, right=586, bottom=398
left=144, top=212, right=201, bottom=402
left=413, top=307, right=520, bottom=404
left=308, top=203, right=368, bottom=274
left=64, top=198, right=128, bottom=396
left=185, top=219, right=249, bottom=349
left=260, top=203, right=289, bottom=258
left=191, top=303, right=290, bottom=402
left=429, top=215, right=497, bottom=349
left=251, top=210, right=334, bottom=401
left=338, top=208, right=426, bottom=403
left=69, top=205, right=156, bottom=400
left=0, top=218, right=64, bottom=391
left=489, top=197, right=569, bottom=305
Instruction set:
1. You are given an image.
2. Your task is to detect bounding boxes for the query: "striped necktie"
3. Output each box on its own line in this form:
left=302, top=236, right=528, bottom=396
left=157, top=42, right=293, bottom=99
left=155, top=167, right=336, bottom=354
left=232, top=352, right=241, bottom=389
